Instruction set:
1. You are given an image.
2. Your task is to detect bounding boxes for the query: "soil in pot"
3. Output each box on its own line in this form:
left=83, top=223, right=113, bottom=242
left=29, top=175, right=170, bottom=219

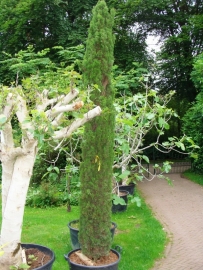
left=24, top=248, right=51, bottom=269
left=21, top=244, right=55, bottom=270
left=65, top=248, right=120, bottom=269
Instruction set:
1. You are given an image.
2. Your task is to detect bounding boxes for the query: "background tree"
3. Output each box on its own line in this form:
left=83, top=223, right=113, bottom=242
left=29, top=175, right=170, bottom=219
left=182, top=52, right=203, bottom=172
left=79, top=0, right=115, bottom=259
left=0, top=0, right=149, bottom=84
left=109, top=0, right=150, bottom=70
left=0, top=0, right=100, bottom=53
left=134, top=0, right=203, bottom=103
left=182, top=92, right=203, bottom=172
left=0, top=0, right=97, bottom=84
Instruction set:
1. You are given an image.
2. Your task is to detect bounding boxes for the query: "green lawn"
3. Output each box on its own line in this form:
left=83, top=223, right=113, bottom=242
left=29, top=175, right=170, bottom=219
left=183, top=169, right=203, bottom=186
left=1, top=197, right=167, bottom=270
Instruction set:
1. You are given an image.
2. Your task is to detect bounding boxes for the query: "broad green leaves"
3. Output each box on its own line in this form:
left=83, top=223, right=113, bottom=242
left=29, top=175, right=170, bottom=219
left=112, top=194, right=126, bottom=206
left=191, top=52, right=203, bottom=92
left=130, top=195, right=141, bottom=207
left=118, top=170, right=131, bottom=180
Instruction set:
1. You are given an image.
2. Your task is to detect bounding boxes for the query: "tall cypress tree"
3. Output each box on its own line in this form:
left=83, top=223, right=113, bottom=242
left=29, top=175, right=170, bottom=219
left=79, top=0, right=115, bottom=259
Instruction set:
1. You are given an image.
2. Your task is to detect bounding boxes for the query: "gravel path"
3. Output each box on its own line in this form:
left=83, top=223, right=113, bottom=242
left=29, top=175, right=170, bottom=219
left=138, top=174, right=203, bottom=270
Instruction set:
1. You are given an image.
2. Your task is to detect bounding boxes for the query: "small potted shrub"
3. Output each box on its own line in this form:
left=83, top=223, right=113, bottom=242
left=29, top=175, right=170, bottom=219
left=114, top=169, right=137, bottom=195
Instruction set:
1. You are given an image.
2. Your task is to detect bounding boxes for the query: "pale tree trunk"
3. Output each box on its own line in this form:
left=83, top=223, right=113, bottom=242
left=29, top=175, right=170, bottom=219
left=1, top=162, right=14, bottom=217
left=121, top=159, right=128, bottom=185
left=0, top=140, right=37, bottom=269
left=1, top=123, right=15, bottom=216
left=121, top=161, right=128, bottom=173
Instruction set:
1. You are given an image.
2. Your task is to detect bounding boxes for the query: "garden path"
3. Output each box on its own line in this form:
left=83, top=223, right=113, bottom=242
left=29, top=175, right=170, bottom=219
left=138, top=173, right=203, bottom=270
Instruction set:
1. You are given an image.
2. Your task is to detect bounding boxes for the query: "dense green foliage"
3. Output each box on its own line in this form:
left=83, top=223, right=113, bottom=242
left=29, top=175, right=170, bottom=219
left=0, top=0, right=149, bottom=84
left=191, top=52, right=203, bottom=92
left=134, top=0, right=203, bottom=103
left=79, top=0, right=115, bottom=259
left=0, top=0, right=96, bottom=53
left=1, top=0, right=202, bottom=101
left=0, top=0, right=94, bottom=84
left=182, top=53, right=203, bottom=172
left=182, top=92, right=203, bottom=172
left=26, top=174, right=80, bottom=208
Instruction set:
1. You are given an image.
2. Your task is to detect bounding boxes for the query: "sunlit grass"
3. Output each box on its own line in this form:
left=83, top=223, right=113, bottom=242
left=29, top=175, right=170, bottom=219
left=0, top=197, right=166, bottom=270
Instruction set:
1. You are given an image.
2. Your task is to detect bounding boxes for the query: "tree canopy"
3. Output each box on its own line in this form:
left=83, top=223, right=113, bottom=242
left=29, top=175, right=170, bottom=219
left=0, top=0, right=149, bottom=84
left=134, top=0, right=203, bottom=102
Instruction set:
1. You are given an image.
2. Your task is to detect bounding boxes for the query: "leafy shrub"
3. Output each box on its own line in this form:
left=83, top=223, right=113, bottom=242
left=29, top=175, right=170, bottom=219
left=26, top=175, right=80, bottom=208
left=26, top=182, right=62, bottom=208
left=191, top=147, right=203, bottom=173
left=31, top=146, right=67, bottom=186
left=182, top=92, right=203, bottom=173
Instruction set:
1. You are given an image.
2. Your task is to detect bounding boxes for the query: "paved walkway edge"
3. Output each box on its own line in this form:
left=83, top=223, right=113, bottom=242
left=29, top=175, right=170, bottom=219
left=139, top=188, right=173, bottom=269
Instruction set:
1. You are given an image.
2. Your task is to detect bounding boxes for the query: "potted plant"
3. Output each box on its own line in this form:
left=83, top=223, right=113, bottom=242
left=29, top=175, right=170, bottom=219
left=111, top=177, right=129, bottom=212
left=113, top=169, right=137, bottom=195
left=0, top=49, right=101, bottom=268
left=112, top=191, right=129, bottom=213
left=20, top=244, right=55, bottom=270
left=65, top=0, right=120, bottom=268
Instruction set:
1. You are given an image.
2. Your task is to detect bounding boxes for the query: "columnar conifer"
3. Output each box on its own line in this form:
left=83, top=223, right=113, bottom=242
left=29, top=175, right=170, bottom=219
left=79, top=0, right=115, bottom=259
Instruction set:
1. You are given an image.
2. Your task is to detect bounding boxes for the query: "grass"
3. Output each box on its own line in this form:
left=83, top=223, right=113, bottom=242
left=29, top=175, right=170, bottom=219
left=183, top=169, right=203, bottom=186
left=0, top=197, right=167, bottom=270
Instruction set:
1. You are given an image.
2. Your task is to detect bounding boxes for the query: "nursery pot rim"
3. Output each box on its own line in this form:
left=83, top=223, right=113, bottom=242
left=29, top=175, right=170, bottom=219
left=119, top=182, right=136, bottom=187
left=68, top=220, right=117, bottom=231
left=68, top=219, right=80, bottom=232
left=117, top=190, right=129, bottom=196
left=64, top=248, right=121, bottom=269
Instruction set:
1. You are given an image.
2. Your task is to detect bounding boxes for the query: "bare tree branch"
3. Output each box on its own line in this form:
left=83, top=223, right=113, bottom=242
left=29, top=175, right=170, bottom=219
left=53, top=106, right=102, bottom=141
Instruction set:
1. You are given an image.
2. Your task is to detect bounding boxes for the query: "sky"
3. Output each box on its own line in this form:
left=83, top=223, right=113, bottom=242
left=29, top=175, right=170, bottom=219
left=146, top=35, right=161, bottom=53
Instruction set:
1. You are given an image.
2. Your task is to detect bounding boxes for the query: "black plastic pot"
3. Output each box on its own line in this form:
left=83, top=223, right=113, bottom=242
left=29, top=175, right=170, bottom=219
left=21, top=243, right=55, bottom=270
left=68, top=220, right=117, bottom=249
left=68, top=220, right=80, bottom=249
left=119, top=183, right=136, bottom=195
left=64, top=248, right=120, bottom=270
left=112, top=190, right=129, bottom=213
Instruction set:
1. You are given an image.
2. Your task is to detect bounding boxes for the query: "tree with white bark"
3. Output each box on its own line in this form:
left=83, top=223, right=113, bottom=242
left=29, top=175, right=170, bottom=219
left=0, top=69, right=101, bottom=268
